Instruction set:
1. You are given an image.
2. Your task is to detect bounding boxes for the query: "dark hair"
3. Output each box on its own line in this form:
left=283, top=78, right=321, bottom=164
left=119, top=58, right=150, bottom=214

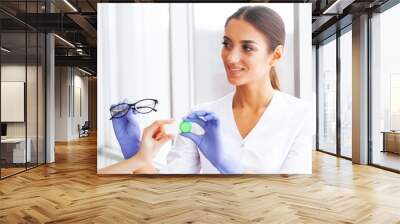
left=225, top=6, right=285, bottom=90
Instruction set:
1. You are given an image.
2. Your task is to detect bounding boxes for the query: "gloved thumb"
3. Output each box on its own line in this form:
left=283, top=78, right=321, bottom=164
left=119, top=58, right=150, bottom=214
left=183, top=117, right=206, bottom=128
left=125, top=109, right=138, bottom=123
left=180, top=132, right=202, bottom=146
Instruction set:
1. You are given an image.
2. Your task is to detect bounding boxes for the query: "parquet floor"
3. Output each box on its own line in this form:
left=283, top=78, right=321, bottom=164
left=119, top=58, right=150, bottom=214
left=1, top=167, right=26, bottom=178
left=1, top=134, right=400, bottom=223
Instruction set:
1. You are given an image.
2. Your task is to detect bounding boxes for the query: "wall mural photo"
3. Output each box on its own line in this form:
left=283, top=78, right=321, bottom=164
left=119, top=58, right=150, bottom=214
left=97, top=3, right=314, bottom=174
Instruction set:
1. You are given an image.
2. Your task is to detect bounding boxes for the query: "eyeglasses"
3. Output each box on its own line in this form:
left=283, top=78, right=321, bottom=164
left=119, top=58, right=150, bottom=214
left=110, top=99, right=158, bottom=119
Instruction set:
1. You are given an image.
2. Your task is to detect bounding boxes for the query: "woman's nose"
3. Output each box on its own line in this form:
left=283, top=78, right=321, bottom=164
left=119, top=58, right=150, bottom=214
left=226, top=49, right=241, bottom=64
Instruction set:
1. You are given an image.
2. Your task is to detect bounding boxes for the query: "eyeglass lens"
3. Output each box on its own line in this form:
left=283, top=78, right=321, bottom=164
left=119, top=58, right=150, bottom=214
left=110, top=103, right=130, bottom=118
left=134, top=100, right=157, bottom=114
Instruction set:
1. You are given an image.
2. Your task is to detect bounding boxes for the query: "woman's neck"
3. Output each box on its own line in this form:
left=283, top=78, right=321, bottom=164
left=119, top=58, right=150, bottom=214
left=233, top=80, right=275, bottom=111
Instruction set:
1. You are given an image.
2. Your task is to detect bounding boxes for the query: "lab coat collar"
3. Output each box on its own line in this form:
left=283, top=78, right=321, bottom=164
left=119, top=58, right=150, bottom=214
left=227, top=89, right=280, bottom=143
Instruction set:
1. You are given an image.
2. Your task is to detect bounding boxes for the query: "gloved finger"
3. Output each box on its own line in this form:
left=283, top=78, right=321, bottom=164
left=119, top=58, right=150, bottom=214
left=180, top=132, right=202, bottom=145
left=130, top=107, right=138, bottom=115
left=210, top=118, right=220, bottom=127
left=187, top=110, right=214, bottom=119
left=182, top=115, right=202, bottom=123
left=183, top=117, right=206, bottom=128
left=203, top=113, right=219, bottom=122
left=214, top=118, right=220, bottom=127
left=125, top=109, right=139, bottom=123
left=110, top=100, right=125, bottom=109
left=193, top=112, right=218, bottom=123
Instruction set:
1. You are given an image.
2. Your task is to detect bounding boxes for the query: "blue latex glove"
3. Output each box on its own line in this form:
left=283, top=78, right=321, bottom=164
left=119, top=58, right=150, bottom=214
left=111, top=107, right=141, bottom=159
left=180, top=111, right=242, bottom=174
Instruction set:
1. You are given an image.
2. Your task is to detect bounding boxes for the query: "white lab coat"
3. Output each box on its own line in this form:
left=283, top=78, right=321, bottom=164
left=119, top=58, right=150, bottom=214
left=162, top=90, right=315, bottom=174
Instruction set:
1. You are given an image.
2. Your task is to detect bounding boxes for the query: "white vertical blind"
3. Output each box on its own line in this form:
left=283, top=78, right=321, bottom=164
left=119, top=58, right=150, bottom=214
left=97, top=4, right=171, bottom=166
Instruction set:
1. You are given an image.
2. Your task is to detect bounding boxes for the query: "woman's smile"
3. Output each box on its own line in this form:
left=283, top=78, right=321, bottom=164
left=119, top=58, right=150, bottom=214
left=228, top=66, right=245, bottom=76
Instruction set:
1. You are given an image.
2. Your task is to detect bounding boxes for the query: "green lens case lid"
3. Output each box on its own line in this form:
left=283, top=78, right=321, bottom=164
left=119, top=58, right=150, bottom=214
left=179, top=121, right=192, bottom=133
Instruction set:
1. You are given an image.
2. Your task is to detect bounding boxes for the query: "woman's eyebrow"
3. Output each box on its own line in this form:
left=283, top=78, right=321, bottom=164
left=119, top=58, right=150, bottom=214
left=241, top=40, right=257, bottom=44
left=223, top=36, right=231, bottom=41
left=223, top=36, right=257, bottom=45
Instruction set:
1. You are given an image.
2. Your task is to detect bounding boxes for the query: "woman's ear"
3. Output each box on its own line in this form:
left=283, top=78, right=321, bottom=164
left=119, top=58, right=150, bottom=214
left=270, top=45, right=284, bottom=66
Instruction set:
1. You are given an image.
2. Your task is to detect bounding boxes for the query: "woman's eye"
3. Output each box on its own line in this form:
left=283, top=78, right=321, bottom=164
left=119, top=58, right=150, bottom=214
left=222, top=41, right=231, bottom=48
left=243, top=45, right=253, bottom=52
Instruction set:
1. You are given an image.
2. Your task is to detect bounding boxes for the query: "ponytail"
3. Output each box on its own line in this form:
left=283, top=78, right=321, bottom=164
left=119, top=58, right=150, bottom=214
left=270, top=66, right=280, bottom=90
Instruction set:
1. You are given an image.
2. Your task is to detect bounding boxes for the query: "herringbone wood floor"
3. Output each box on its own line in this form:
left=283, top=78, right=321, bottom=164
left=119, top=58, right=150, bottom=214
left=1, top=134, right=400, bottom=224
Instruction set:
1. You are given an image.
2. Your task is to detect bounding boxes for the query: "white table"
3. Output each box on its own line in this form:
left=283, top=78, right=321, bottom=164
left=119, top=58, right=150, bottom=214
left=1, top=138, right=31, bottom=163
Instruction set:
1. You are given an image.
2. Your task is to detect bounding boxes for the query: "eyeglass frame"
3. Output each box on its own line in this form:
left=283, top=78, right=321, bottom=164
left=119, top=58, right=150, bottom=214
left=109, top=98, right=158, bottom=119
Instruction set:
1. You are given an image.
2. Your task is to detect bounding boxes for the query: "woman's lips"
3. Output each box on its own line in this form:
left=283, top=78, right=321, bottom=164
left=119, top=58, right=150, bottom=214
left=228, top=67, right=244, bottom=76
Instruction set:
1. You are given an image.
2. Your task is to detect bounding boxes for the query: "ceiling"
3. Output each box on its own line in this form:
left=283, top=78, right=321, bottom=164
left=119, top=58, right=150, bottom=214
left=0, top=0, right=395, bottom=74
left=0, top=0, right=99, bottom=74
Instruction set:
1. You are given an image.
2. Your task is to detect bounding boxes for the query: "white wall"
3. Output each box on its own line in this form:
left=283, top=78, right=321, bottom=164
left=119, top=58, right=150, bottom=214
left=72, top=73, right=89, bottom=138
left=55, top=67, right=68, bottom=141
left=54, top=67, right=89, bottom=141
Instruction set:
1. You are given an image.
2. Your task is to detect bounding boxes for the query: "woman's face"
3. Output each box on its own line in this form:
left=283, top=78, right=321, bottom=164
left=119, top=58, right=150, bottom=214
left=221, top=19, right=278, bottom=86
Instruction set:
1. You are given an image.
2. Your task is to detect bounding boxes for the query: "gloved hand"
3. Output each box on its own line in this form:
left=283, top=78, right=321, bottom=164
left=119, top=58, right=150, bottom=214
left=111, top=107, right=141, bottom=159
left=180, top=111, right=242, bottom=174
